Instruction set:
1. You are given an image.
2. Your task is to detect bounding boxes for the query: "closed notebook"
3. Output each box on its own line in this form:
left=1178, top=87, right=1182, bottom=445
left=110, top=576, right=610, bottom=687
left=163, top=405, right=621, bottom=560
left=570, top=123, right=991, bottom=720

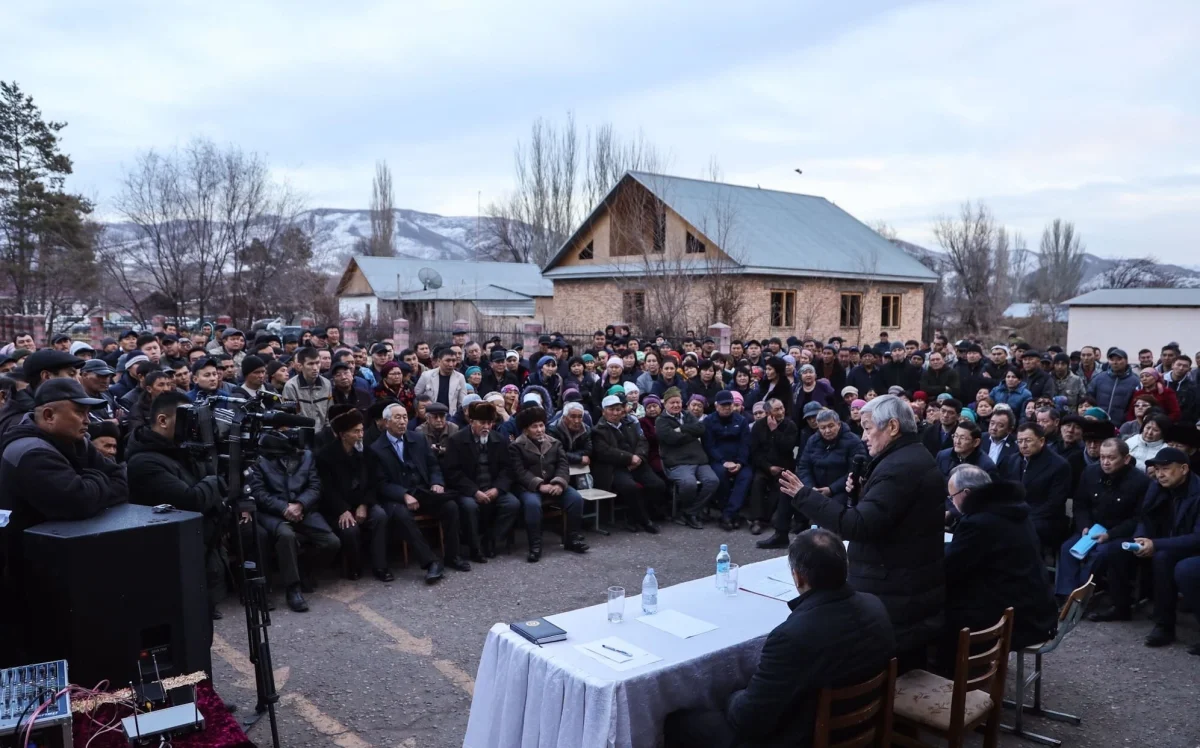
left=510, top=618, right=567, bottom=644
left=1069, top=524, right=1108, bottom=560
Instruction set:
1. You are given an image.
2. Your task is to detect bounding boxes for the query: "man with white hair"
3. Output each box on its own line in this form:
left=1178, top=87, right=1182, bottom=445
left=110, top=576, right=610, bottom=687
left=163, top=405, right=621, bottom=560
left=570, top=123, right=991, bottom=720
left=780, top=394, right=945, bottom=671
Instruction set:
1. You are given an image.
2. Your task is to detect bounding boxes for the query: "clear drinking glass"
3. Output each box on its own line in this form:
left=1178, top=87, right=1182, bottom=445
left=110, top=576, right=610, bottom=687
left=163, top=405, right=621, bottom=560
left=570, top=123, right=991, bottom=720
left=724, top=564, right=739, bottom=597
left=607, top=586, right=626, bottom=623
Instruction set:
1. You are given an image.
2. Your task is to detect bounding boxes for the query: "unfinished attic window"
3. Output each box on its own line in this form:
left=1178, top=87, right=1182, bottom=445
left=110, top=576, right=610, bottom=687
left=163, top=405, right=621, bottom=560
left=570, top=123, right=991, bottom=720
left=578, top=241, right=594, bottom=260
left=685, top=232, right=706, bottom=254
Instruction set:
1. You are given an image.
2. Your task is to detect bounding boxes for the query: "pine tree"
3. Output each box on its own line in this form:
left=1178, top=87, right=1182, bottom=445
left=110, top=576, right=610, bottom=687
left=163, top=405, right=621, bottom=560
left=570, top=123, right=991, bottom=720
left=0, top=80, right=95, bottom=315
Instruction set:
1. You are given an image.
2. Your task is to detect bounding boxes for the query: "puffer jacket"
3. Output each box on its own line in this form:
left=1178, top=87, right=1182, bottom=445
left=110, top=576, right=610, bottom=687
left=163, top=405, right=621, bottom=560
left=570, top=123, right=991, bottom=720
left=796, top=425, right=867, bottom=495
left=509, top=433, right=570, bottom=492
left=795, top=432, right=946, bottom=652
left=701, top=410, right=751, bottom=466
left=990, top=382, right=1032, bottom=418
left=1087, top=368, right=1139, bottom=423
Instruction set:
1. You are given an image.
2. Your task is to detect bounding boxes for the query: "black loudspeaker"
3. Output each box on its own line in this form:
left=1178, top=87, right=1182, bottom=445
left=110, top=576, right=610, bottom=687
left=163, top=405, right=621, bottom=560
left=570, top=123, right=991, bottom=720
left=22, top=503, right=212, bottom=687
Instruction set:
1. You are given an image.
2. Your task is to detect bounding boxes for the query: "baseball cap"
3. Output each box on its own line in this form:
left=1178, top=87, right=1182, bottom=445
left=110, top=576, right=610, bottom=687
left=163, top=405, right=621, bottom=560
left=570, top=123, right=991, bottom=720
left=802, top=401, right=823, bottom=417
left=222, top=328, right=244, bottom=339
left=51, top=333, right=72, bottom=344
left=601, top=395, right=622, bottom=408
left=489, top=349, right=506, bottom=362
left=1145, top=447, right=1189, bottom=468
left=714, top=390, right=734, bottom=405
left=1108, top=348, right=1128, bottom=360
left=33, top=378, right=105, bottom=407
left=81, top=359, right=116, bottom=377
left=24, top=349, right=85, bottom=380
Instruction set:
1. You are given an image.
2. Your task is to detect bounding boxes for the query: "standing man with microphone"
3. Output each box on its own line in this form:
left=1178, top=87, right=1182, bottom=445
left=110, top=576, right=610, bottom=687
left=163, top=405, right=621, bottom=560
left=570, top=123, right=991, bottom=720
left=779, top=394, right=945, bottom=672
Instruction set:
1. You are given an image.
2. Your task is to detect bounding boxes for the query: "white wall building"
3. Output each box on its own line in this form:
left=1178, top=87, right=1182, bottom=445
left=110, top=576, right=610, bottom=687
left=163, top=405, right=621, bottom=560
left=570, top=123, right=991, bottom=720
left=1064, top=289, right=1200, bottom=360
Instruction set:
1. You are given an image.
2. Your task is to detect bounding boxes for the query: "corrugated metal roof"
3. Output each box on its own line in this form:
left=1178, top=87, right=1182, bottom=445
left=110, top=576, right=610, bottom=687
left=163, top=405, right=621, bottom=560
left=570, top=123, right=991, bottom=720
left=1064, top=289, right=1200, bottom=307
left=543, top=261, right=936, bottom=284
left=544, top=172, right=937, bottom=283
left=343, top=256, right=553, bottom=300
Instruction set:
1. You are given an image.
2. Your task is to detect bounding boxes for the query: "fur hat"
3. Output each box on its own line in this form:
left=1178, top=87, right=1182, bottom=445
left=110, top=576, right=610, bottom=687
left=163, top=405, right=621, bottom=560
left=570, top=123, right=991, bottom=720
left=466, top=400, right=497, bottom=422
left=330, top=408, right=364, bottom=434
left=516, top=405, right=547, bottom=432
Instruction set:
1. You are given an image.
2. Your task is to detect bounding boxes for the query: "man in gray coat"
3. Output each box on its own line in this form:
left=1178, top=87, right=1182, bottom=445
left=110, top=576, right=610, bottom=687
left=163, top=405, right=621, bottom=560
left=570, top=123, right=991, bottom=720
left=657, top=386, right=719, bottom=529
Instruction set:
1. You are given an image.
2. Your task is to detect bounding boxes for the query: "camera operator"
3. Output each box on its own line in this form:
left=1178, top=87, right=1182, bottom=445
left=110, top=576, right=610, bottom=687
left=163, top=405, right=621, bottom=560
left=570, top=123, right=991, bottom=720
left=126, top=391, right=231, bottom=620
left=126, top=370, right=179, bottom=435
left=232, top=355, right=268, bottom=400
left=248, top=430, right=340, bottom=612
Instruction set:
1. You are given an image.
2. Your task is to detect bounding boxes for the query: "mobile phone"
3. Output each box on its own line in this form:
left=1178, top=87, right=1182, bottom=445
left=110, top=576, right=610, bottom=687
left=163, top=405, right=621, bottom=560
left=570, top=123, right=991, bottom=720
left=152, top=504, right=174, bottom=513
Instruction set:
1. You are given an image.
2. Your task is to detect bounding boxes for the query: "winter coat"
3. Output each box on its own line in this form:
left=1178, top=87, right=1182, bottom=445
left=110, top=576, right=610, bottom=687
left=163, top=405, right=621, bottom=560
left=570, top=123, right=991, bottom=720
left=367, top=430, right=444, bottom=502
left=796, top=425, right=867, bottom=495
left=943, top=481, right=1058, bottom=650
left=1134, top=473, right=1200, bottom=556
left=0, top=388, right=35, bottom=442
left=649, top=373, right=690, bottom=401
left=509, top=433, right=570, bottom=492
left=550, top=420, right=593, bottom=465
left=442, top=427, right=515, bottom=497
left=638, top=415, right=662, bottom=473
left=687, top=376, right=722, bottom=412
left=846, top=365, right=886, bottom=399
left=1023, top=368, right=1051, bottom=400
left=990, top=382, right=1032, bottom=418
left=919, top=366, right=960, bottom=400
left=249, top=450, right=321, bottom=532
left=0, top=416, right=128, bottom=586
left=1124, top=385, right=1180, bottom=423
left=655, top=411, right=709, bottom=468
left=814, top=360, right=847, bottom=394
left=126, top=426, right=225, bottom=544
left=794, top=432, right=946, bottom=652
left=282, top=373, right=333, bottom=431
left=1124, top=434, right=1165, bottom=471
left=936, top=446, right=998, bottom=479
left=792, top=380, right=838, bottom=430
left=749, top=417, right=798, bottom=473
left=953, top=360, right=994, bottom=403
left=1004, top=447, right=1071, bottom=531
left=413, top=367, right=468, bottom=416
left=1073, top=461, right=1149, bottom=538
left=920, top=423, right=955, bottom=457
left=315, top=439, right=376, bottom=517
left=589, top=417, right=649, bottom=490
left=331, top=383, right=373, bottom=414
left=881, top=360, right=921, bottom=395
left=1047, top=372, right=1085, bottom=408
left=701, top=411, right=751, bottom=466
left=1086, top=368, right=1139, bottom=423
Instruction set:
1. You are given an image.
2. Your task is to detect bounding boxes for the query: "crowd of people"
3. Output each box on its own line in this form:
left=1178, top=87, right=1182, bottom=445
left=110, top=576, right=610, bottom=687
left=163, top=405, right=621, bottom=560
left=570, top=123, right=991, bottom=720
left=0, top=321, right=1197, bottom=675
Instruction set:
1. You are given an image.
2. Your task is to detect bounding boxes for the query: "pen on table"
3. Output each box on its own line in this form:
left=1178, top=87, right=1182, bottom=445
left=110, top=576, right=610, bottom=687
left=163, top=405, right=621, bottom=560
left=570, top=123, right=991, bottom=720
left=602, top=644, right=632, bottom=657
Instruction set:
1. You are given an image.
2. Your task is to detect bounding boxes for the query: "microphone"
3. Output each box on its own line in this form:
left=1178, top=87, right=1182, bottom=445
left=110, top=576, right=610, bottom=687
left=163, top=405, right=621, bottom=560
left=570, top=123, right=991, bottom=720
left=260, top=411, right=317, bottom=428
left=849, top=455, right=868, bottom=503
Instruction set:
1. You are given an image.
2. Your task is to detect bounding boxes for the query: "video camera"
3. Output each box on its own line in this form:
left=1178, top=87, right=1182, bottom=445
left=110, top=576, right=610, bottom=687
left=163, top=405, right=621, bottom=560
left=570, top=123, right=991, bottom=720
left=173, top=391, right=316, bottom=469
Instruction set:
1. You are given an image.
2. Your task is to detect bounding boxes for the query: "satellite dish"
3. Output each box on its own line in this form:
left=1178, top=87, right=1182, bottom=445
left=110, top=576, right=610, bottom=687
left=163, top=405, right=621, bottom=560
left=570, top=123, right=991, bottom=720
left=418, top=267, right=443, bottom=290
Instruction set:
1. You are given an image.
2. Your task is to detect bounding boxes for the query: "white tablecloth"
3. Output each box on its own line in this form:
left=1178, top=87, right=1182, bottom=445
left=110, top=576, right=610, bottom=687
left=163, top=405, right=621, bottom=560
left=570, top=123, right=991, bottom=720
left=463, top=555, right=795, bottom=748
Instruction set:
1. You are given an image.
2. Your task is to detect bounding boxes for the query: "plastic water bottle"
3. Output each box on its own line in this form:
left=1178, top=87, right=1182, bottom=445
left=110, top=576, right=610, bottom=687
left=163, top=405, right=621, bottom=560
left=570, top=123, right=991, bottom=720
left=716, top=544, right=731, bottom=590
left=641, top=568, right=659, bottom=615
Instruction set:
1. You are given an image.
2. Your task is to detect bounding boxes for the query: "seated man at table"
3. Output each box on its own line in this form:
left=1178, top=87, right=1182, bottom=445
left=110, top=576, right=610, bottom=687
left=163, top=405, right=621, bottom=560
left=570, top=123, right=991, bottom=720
left=664, top=529, right=896, bottom=748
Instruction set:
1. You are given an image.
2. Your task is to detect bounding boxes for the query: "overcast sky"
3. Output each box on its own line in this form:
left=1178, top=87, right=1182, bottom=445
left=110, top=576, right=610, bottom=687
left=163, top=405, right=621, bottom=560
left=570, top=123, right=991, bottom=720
left=4, top=0, right=1198, bottom=262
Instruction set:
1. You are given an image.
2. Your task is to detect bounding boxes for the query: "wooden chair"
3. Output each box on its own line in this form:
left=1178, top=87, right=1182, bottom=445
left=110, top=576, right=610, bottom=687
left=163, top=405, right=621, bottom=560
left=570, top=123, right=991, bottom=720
left=1001, top=576, right=1096, bottom=746
left=814, top=657, right=897, bottom=748
left=892, top=608, right=1014, bottom=748
left=400, top=512, right=445, bottom=566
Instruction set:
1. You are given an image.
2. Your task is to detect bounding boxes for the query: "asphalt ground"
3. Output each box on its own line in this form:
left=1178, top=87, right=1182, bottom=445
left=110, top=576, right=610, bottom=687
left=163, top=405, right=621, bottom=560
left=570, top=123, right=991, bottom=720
left=211, top=520, right=1200, bottom=748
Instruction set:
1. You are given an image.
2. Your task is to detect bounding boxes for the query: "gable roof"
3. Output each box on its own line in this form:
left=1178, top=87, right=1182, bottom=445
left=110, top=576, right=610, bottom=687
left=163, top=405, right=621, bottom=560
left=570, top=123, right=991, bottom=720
left=543, top=171, right=938, bottom=283
left=1064, top=289, right=1200, bottom=307
left=337, top=255, right=553, bottom=301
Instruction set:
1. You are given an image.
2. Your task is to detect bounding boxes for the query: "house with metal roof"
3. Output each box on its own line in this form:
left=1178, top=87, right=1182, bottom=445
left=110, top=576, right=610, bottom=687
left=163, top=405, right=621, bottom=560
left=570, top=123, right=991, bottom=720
left=541, top=171, right=936, bottom=341
left=1064, top=288, right=1200, bottom=361
left=335, top=255, right=553, bottom=331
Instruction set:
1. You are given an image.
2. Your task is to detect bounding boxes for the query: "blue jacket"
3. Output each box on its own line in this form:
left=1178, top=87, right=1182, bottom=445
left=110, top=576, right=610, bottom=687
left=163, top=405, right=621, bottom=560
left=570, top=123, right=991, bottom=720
left=796, top=424, right=866, bottom=495
left=1135, top=472, right=1200, bottom=556
left=1086, top=368, right=1139, bottom=423
left=702, top=411, right=751, bottom=466
left=989, top=382, right=1032, bottom=418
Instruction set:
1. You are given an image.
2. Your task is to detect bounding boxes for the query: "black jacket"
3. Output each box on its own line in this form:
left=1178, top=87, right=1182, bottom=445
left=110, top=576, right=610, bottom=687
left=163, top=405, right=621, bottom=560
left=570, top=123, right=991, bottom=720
left=1049, top=439, right=1086, bottom=496
left=315, top=439, right=376, bottom=517
left=249, top=450, right=321, bottom=532
left=1134, top=473, right=1200, bottom=556
left=953, top=360, right=993, bottom=403
left=331, top=384, right=373, bottom=414
left=845, top=365, right=885, bottom=399
left=981, top=433, right=1017, bottom=469
left=687, top=376, right=722, bottom=412
left=367, top=429, right=444, bottom=503
left=725, top=586, right=895, bottom=748
left=0, top=417, right=127, bottom=584
left=1005, top=448, right=1071, bottom=528
left=442, top=427, right=514, bottom=497
left=749, top=418, right=798, bottom=473
left=590, top=417, right=648, bottom=490
left=1072, top=461, right=1149, bottom=538
left=796, top=426, right=866, bottom=495
left=919, top=366, right=959, bottom=400
left=550, top=421, right=593, bottom=465
left=936, top=446, right=998, bottom=478
left=920, top=423, right=955, bottom=457
left=881, top=361, right=920, bottom=395
left=1023, top=368, right=1051, bottom=400
left=479, top=368, right=519, bottom=398
left=944, top=481, right=1058, bottom=650
left=795, top=433, right=945, bottom=652
left=126, top=427, right=225, bottom=544
left=0, top=388, right=34, bottom=442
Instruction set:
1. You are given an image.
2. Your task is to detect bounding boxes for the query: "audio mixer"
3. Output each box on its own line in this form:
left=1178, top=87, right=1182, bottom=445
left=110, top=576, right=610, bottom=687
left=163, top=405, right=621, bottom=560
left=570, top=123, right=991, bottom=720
left=0, top=660, right=71, bottom=746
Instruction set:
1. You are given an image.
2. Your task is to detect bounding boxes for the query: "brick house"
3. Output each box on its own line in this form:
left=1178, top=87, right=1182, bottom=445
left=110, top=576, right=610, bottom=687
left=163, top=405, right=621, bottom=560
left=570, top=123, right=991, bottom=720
left=541, top=171, right=936, bottom=344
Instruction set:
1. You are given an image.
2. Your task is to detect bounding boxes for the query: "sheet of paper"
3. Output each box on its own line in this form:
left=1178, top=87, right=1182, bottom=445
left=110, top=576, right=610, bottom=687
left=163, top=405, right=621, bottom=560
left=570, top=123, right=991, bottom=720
left=576, top=637, right=661, bottom=671
left=944, top=532, right=953, bottom=544
left=636, top=609, right=718, bottom=639
left=739, top=577, right=797, bottom=601
left=767, top=571, right=796, bottom=585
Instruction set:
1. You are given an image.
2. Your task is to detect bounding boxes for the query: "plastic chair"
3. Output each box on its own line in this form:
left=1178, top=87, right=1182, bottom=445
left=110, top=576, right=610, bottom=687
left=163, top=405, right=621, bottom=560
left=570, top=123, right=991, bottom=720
left=892, top=608, right=1014, bottom=748
left=1001, top=575, right=1096, bottom=746
left=813, top=657, right=897, bottom=748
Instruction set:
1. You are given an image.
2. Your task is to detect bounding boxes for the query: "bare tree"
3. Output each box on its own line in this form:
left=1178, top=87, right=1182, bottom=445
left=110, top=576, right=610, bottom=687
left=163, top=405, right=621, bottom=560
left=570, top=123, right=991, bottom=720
left=582, top=122, right=664, bottom=208
left=915, top=254, right=944, bottom=341
left=932, top=201, right=1014, bottom=335
left=367, top=160, right=395, bottom=256
left=1031, top=218, right=1085, bottom=305
left=867, top=220, right=899, bottom=242
left=1096, top=256, right=1179, bottom=289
